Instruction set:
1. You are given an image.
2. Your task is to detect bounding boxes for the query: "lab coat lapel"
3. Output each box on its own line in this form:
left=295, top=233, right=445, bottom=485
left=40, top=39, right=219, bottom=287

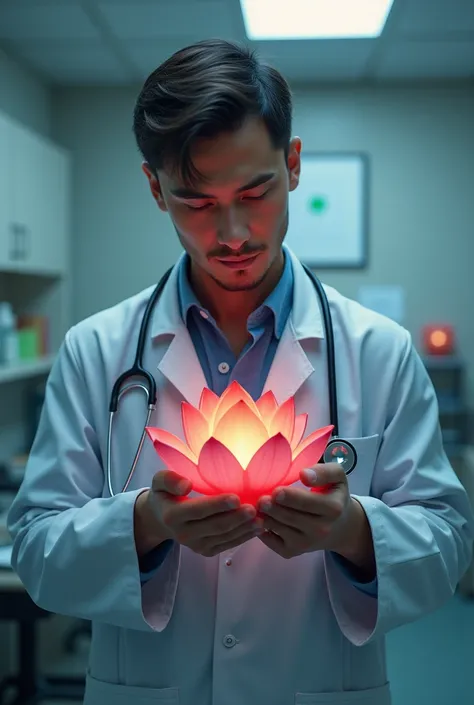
left=150, top=252, right=207, bottom=407
left=263, top=246, right=325, bottom=403
left=262, top=320, right=314, bottom=403
left=158, top=326, right=207, bottom=407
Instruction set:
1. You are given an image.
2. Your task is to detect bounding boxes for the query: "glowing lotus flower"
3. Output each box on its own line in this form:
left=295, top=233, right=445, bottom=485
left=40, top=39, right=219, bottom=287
left=146, top=381, right=333, bottom=506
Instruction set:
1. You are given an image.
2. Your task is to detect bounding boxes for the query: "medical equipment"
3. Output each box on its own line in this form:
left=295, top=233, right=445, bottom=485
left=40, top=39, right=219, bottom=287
left=106, top=263, right=357, bottom=496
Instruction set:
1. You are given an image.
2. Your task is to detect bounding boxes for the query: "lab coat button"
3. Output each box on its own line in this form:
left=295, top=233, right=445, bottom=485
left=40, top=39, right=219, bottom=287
left=225, top=558, right=232, bottom=566
left=218, top=362, right=230, bottom=374
left=223, top=634, right=237, bottom=648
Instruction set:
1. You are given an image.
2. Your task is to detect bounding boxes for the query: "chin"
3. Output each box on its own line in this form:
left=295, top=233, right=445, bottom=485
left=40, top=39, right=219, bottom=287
left=214, top=257, right=272, bottom=292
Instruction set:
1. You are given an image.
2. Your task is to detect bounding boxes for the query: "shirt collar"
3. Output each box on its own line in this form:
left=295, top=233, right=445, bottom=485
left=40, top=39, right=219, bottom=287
left=177, top=247, right=293, bottom=340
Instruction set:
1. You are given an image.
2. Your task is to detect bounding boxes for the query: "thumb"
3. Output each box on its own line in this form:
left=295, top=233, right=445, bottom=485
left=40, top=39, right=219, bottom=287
left=152, top=469, right=192, bottom=496
left=300, top=463, right=345, bottom=490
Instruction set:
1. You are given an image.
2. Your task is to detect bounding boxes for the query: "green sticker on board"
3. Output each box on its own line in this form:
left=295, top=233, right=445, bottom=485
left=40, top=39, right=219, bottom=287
left=309, top=196, right=327, bottom=213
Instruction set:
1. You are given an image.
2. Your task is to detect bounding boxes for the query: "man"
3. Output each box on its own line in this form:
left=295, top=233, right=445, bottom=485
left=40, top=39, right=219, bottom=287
left=8, top=39, right=474, bottom=705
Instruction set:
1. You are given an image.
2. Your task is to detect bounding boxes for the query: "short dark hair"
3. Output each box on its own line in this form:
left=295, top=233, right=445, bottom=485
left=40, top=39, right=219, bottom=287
left=132, top=38, right=293, bottom=186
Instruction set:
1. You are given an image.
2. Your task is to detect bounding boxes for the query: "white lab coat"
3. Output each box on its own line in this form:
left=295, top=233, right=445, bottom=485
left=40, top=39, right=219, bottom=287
left=8, top=246, right=474, bottom=705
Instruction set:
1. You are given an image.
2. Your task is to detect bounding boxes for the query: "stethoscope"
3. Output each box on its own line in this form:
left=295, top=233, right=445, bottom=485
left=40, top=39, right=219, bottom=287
left=106, top=263, right=357, bottom=497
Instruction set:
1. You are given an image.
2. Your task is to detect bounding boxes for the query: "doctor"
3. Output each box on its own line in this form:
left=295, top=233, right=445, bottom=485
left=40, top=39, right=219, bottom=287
left=8, top=38, right=474, bottom=705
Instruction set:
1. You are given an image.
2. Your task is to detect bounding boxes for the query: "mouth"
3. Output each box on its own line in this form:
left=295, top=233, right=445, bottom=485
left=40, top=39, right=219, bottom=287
left=216, top=253, right=260, bottom=270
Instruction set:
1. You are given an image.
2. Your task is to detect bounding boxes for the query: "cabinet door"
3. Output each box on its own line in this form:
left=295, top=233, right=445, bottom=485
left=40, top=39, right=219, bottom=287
left=11, top=121, right=70, bottom=276
left=0, top=112, right=18, bottom=271
left=31, top=137, right=70, bottom=275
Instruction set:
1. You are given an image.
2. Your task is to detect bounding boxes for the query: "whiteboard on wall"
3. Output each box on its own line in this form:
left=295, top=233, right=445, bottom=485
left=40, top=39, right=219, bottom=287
left=286, top=153, right=369, bottom=268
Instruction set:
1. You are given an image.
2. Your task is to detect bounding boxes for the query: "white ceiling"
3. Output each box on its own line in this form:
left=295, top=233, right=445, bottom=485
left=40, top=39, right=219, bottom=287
left=0, top=0, right=474, bottom=86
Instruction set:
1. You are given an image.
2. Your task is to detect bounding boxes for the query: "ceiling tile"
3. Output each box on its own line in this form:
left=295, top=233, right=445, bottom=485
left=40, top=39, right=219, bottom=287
left=97, top=1, right=237, bottom=40
left=395, top=0, right=474, bottom=35
left=254, top=39, right=376, bottom=82
left=128, top=36, right=377, bottom=83
left=97, top=0, right=199, bottom=3
left=9, top=40, right=130, bottom=84
left=376, top=40, right=474, bottom=78
left=6, top=1, right=81, bottom=5
left=125, top=39, right=207, bottom=77
left=0, top=4, right=100, bottom=40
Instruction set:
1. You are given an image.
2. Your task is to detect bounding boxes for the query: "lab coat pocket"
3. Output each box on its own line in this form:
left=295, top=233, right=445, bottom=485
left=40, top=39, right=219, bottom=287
left=84, top=672, right=179, bottom=704
left=295, top=681, right=391, bottom=704
left=343, top=435, right=380, bottom=497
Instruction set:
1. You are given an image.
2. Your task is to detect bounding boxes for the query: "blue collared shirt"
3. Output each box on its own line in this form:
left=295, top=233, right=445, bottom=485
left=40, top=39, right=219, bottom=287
left=139, top=248, right=377, bottom=597
left=181, top=250, right=292, bottom=400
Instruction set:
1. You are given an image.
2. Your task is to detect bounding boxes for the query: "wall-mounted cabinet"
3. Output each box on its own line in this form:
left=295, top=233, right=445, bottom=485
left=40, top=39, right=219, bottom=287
left=0, top=111, right=70, bottom=277
left=0, top=109, right=72, bottom=465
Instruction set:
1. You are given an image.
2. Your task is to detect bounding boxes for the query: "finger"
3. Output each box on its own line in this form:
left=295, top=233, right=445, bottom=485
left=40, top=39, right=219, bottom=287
left=257, top=529, right=283, bottom=554
left=257, top=522, right=300, bottom=558
left=261, top=488, right=321, bottom=516
left=261, top=503, right=333, bottom=540
left=300, top=463, right=347, bottom=489
left=206, top=516, right=264, bottom=549
left=151, top=469, right=193, bottom=496
left=165, top=493, right=242, bottom=526
left=259, top=498, right=314, bottom=531
left=259, top=486, right=333, bottom=517
left=194, top=505, right=258, bottom=538
left=260, top=484, right=347, bottom=523
left=261, top=515, right=302, bottom=542
left=205, top=524, right=263, bottom=557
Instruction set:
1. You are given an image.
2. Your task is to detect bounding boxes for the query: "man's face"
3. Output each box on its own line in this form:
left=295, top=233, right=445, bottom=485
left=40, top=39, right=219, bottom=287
left=142, top=118, right=301, bottom=292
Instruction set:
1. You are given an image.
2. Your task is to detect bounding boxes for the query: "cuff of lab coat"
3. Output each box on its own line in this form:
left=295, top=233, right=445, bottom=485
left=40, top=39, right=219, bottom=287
left=141, top=539, right=181, bottom=631
left=324, top=549, right=379, bottom=647
left=139, top=540, right=175, bottom=585
left=330, top=551, right=378, bottom=597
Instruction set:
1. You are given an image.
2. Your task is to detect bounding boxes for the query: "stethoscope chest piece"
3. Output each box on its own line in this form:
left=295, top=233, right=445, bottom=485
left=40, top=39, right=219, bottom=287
left=323, top=438, right=357, bottom=475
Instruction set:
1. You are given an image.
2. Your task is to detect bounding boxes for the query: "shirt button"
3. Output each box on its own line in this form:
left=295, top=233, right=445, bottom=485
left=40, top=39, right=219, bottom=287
left=225, top=558, right=232, bottom=566
left=223, top=634, right=237, bottom=648
left=218, top=362, right=230, bottom=374
left=199, top=310, right=209, bottom=319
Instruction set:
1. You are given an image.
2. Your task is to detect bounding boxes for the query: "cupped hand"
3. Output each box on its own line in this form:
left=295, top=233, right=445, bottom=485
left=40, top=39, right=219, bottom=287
left=143, top=469, right=265, bottom=557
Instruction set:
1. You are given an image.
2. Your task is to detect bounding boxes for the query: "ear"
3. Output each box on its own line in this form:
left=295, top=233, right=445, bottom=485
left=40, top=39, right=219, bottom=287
left=141, top=161, right=168, bottom=212
left=287, top=137, right=302, bottom=193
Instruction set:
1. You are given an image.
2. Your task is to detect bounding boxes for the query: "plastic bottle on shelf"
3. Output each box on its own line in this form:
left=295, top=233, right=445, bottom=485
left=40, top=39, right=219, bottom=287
left=0, top=302, right=19, bottom=366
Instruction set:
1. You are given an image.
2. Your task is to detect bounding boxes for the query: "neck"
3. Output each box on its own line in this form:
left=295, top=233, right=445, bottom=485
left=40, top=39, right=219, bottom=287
left=189, top=250, right=284, bottom=328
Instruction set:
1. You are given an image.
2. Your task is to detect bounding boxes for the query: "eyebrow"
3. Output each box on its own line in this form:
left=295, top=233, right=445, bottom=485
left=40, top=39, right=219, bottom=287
left=170, top=172, right=277, bottom=200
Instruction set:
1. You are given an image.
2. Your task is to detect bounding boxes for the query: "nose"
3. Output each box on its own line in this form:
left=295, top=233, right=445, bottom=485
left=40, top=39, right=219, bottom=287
left=216, top=204, right=250, bottom=251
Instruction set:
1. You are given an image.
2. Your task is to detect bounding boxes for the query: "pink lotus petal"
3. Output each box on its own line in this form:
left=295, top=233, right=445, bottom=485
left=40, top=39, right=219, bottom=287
left=245, top=433, right=292, bottom=498
left=148, top=438, right=214, bottom=494
left=291, top=414, right=308, bottom=450
left=212, top=380, right=260, bottom=430
left=181, top=402, right=210, bottom=457
left=256, top=390, right=278, bottom=419
left=294, top=424, right=334, bottom=457
left=146, top=427, right=197, bottom=463
left=285, top=425, right=334, bottom=485
left=269, top=397, right=295, bottom=443
left=199, top=387, right=220, bottom=419
left=198, top=437, right=244, bottom=494
left=213, top=400, right=269, bottom=469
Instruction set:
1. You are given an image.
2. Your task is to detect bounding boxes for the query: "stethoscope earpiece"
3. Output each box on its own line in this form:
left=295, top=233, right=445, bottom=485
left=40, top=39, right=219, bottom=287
left=323, top=439, right=357, bottom=476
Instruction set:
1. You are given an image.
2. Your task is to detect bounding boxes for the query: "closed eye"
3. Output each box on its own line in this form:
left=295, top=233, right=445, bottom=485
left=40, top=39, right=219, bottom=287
left=185, top=203, right=212, bottom=211
left=242, top=192, right=267, bottom=201
left=184, top=190, right=270, bottom=211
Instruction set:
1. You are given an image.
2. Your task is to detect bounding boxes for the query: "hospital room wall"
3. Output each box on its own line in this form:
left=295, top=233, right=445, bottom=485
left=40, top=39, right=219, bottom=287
left=52, top=81, right=474, bottom=415
left=0, top=46, right=52, bottom=137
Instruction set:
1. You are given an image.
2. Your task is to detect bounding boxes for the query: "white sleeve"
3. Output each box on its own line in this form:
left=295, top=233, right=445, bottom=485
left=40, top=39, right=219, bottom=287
left=7, top=330, right=179, bottom=632
left=325, top=331, right=474, bottom=645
